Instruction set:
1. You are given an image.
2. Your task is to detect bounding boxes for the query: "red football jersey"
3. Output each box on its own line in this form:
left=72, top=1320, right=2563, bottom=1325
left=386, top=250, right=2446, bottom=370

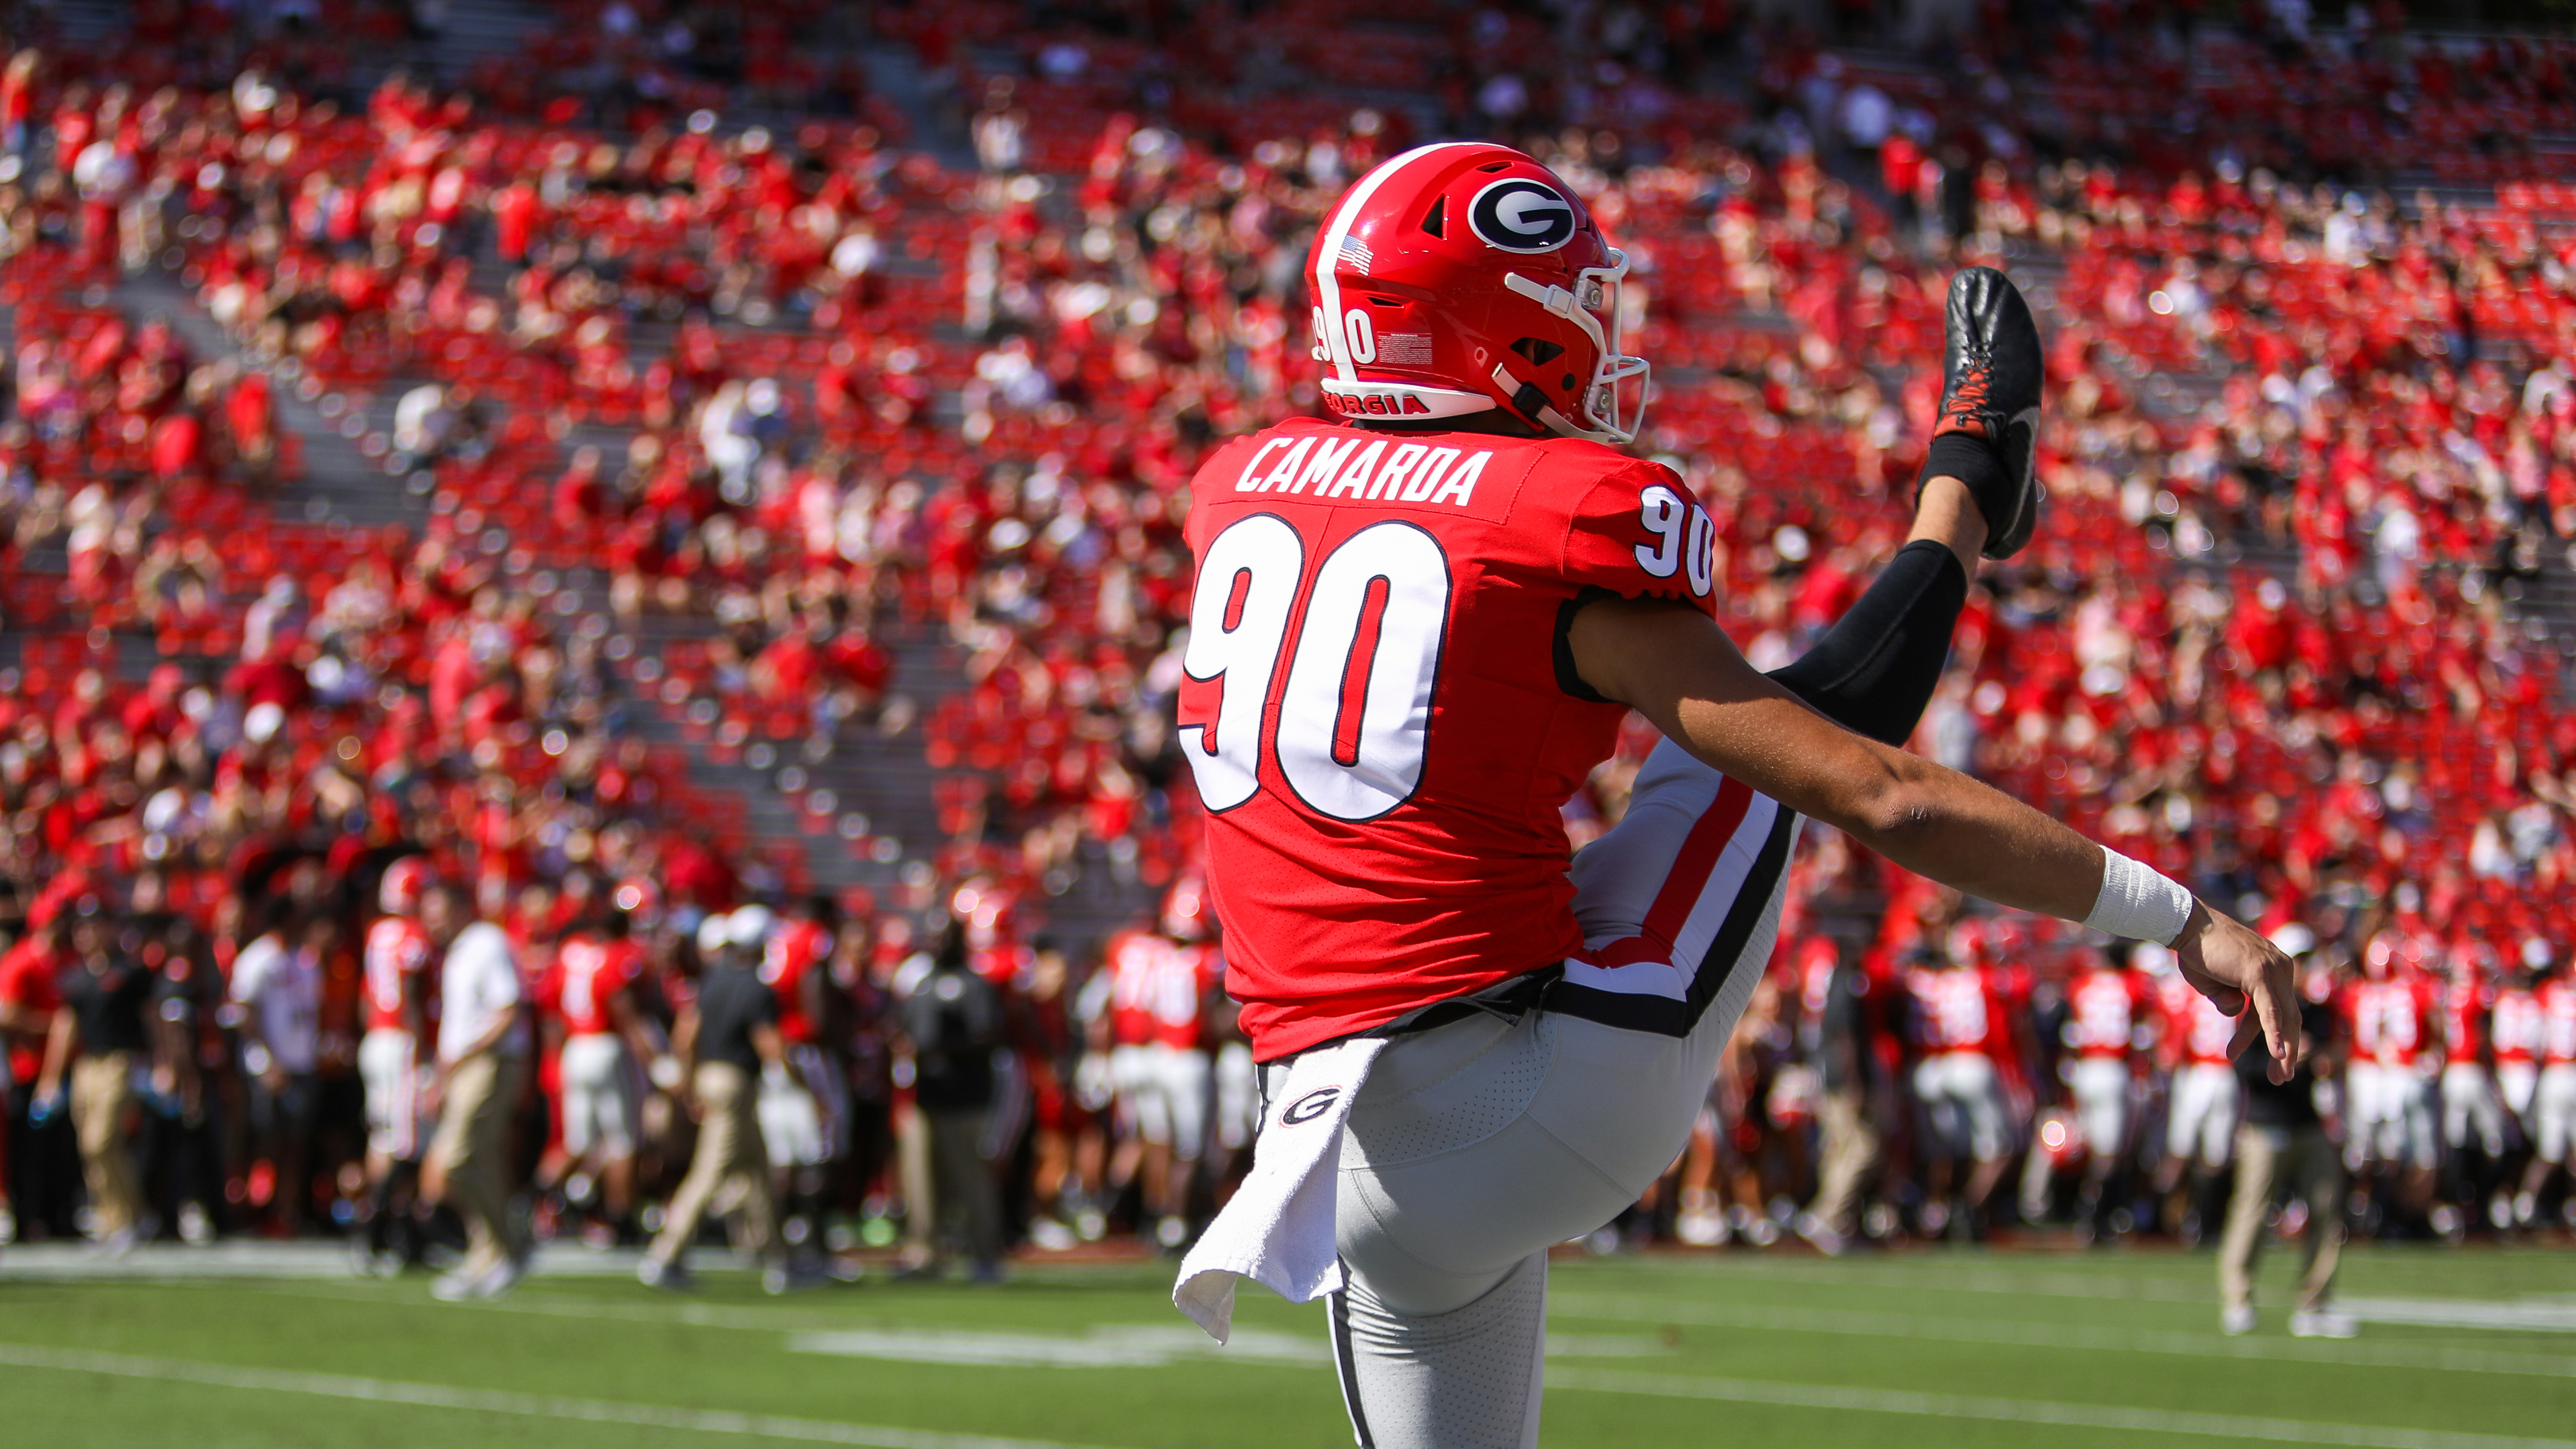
left=2441, top=976, right=2491, bottom=1065
left=2160, top=974, right=2238, bottom=1066
left=2494, top=985, right=2543, bottom=1065
left=1104, top=930, right=1221, bottom=1050
left=2065, top=966, right=2145, bottom=1059
left=0, top=935, right=63, bottom=1081
left=2542, top=980, right=2576, bottom=1065
left=2346, top=976, right=2436, bottom=1067
left=1907, top=965, right=2014, bottom=1057
left=361, top=916, right=434, bottom=1034
left=553, top=935, right=642, bottom=1038
left=1181, top=418, right=1718, bottom=1058
left=761, top=918, right=830, bottom=1045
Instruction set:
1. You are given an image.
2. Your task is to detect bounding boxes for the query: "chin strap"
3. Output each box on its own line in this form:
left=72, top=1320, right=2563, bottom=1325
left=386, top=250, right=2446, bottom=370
left=1489, top=362, right=1599, bottom=442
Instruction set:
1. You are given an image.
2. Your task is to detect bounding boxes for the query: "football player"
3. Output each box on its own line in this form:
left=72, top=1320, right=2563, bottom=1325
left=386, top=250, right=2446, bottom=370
left=537, top=896, right=657, bottom=1243
left=2514, top=944, right=2576, bottom=1229
left=1904, top=921, right=2030, bottom=1239
left=2493, top=941, right=2546, bottom=1219
left=2345, top=927, right=2440, bottom=1227
left=2054, top=942, right=2149, bottom=1239
left=763, top=894, right=848, bottom=1254
left=1104, top=882, right=1223, bottom=1249
left=1169, top=143, right=2300, bottom=1448
left=356, top=857, right=438, bottom=1273
left=2436, top=926, right=2507, bottom=1234
left=2153, top=940, right=2243, bottom=1240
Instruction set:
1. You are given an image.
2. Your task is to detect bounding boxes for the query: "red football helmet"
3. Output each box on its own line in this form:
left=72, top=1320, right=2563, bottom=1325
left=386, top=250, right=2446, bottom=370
left=379, top=856, right=436, bottom=917
left=1304, top=143, right=1648, bottom=444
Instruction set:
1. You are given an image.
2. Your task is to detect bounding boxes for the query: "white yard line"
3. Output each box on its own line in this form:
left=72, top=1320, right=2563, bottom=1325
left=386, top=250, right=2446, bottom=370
left=1549, top=1367, right=2576, bottom=1449
left=1574, top=1256, right=2576, bottom=1321
left=252, top=1283, right=1653, bottom=1367
left=1586, top=1255, right=2222, bottom=1303
left=1550, top=1291, right=2576, bottom=1379
left=250, top=1279, right=881, bottom=1334
left=2336, top=1298, right=2576, bottom=1333
left=251, top=1278, right=2575, bottom=1382
left=0, top=1341, right=1117, bottom=1449
left=0, top=1240, right=682, bottom=1281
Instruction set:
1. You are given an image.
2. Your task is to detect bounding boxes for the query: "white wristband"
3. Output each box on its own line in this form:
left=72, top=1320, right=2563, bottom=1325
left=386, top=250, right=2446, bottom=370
left=2084, top=847, right=2195, bottom=945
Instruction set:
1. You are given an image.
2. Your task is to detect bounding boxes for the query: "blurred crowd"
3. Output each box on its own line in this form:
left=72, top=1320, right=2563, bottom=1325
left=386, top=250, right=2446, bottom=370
left=1, top=0, right=2575, bottom=1280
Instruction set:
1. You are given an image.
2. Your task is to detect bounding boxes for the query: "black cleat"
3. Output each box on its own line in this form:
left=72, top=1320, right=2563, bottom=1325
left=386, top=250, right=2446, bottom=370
left=1921, top=266, right=2044, bottom=559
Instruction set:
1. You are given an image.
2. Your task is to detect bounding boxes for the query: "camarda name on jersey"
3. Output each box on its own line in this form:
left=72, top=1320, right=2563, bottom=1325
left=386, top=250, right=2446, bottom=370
left=1230, top=432, right=1495, bottom=507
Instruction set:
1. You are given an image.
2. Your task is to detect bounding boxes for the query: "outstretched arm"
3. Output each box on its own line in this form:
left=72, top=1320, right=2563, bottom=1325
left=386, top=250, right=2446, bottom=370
left=1765, top=476, right=1983, bottom=745
left=1566, top=594, right=2304, bottom=1082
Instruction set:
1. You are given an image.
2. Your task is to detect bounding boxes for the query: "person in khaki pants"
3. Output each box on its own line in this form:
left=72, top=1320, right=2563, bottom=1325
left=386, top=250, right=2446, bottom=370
left=2219, top=990, right=2354, bottom=1338
left=1795, top=936, right=1879, bottom=1255
left=34, top=910, right=156, bottom=1253
left=421, top=885, right=532, bottom=1301
left=640, top=910, right=808, bottom=1293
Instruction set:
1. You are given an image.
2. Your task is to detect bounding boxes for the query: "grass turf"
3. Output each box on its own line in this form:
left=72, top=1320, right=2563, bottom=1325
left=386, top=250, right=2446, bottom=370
left=2, top=1243, right=2571, bottom=1448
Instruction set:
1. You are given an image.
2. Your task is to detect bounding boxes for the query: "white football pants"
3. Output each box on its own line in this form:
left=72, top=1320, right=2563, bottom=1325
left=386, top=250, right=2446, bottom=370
left=1300, top=740, right=1798, bottom=1449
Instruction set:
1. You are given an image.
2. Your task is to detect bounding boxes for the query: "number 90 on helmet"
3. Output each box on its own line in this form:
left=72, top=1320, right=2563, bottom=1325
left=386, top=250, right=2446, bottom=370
left=1304, top=142, right=1649, bottom=446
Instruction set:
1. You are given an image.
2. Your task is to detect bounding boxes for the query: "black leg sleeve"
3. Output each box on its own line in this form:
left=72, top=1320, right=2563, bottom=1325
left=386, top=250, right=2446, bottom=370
left=1764, top=539, right=1968, bottom=746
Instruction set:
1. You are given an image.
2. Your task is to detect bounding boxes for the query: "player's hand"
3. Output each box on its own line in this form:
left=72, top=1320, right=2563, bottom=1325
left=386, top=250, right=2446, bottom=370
left=2171, top=900, right=2303, bottom=1084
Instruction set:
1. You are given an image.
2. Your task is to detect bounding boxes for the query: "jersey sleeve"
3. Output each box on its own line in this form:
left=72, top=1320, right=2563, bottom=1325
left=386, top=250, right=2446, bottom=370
left=1561, top=460, right=1721, bottom=618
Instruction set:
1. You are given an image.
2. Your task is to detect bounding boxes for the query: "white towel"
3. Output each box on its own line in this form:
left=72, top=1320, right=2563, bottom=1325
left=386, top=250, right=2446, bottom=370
left=1172, top=1036, right=1386, bottom=1342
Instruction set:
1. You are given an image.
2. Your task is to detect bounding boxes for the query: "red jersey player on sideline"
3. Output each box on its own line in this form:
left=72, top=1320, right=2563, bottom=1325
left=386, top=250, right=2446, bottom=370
left=761, top=895, right=848, bottom=1213
left=1903, top=924, right=2027, bottom=1234
left=1166, top=142, right=2302, bottom=1446
left=1104, top=882, right=1223, bottom=1249
left=0, top=913, right=65, bottom=1246
left=2152, top=939, right=2244, bottom=1227
left=356, top=857, right=439, bottom=1272
left=2517, top=950, right=2576, bottom=1224
left=2494, top=953, right=2546, bottom=1137
left=2436, top=935, right=2507, bottom=1174
left=2050, top=943, right=2148, bottom=1235
left=2345, top=932, right=2442, bottom=1201
left=535, top=900, right=657, bottom=1241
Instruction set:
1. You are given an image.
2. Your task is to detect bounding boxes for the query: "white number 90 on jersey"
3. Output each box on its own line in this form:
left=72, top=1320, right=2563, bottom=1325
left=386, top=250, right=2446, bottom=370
left=1182, top=515, right=1451, bottom=822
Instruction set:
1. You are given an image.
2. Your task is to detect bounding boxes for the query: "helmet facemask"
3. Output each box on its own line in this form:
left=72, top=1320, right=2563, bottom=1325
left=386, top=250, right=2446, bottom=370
left=1501, top=247, right=1649, bottom=445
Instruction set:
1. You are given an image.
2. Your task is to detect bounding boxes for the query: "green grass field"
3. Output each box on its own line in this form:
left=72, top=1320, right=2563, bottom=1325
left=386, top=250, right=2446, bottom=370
left=4, top=1243, right=2573, bottom=1448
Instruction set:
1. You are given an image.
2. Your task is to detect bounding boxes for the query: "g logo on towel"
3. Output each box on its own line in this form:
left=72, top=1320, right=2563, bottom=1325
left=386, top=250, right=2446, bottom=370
left=1280, top=1087, right=1340, bottom=1126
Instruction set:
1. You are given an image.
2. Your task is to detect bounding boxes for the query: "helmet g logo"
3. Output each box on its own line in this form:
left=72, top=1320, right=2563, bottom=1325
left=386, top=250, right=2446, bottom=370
left=1468, top=178, right=1577, bottom=254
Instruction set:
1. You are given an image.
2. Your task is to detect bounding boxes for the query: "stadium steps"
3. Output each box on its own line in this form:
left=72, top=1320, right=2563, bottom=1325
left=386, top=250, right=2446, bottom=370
left=593, top=612, right=915, bottom=898
left=415, top=0, right=551, bottom=88
left=41, top=0, right=124, bottom=49
left=591, top=607, right=1154, bottom=945
left=866, top=42, right=994, bottom=173
left=107, top=270, right=427, bottom=530
left=3, top=264, right=1125, bottom=939
left=36, top=0, right=529, bottom=95
left=408, top=234, right=1153, bottom=940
